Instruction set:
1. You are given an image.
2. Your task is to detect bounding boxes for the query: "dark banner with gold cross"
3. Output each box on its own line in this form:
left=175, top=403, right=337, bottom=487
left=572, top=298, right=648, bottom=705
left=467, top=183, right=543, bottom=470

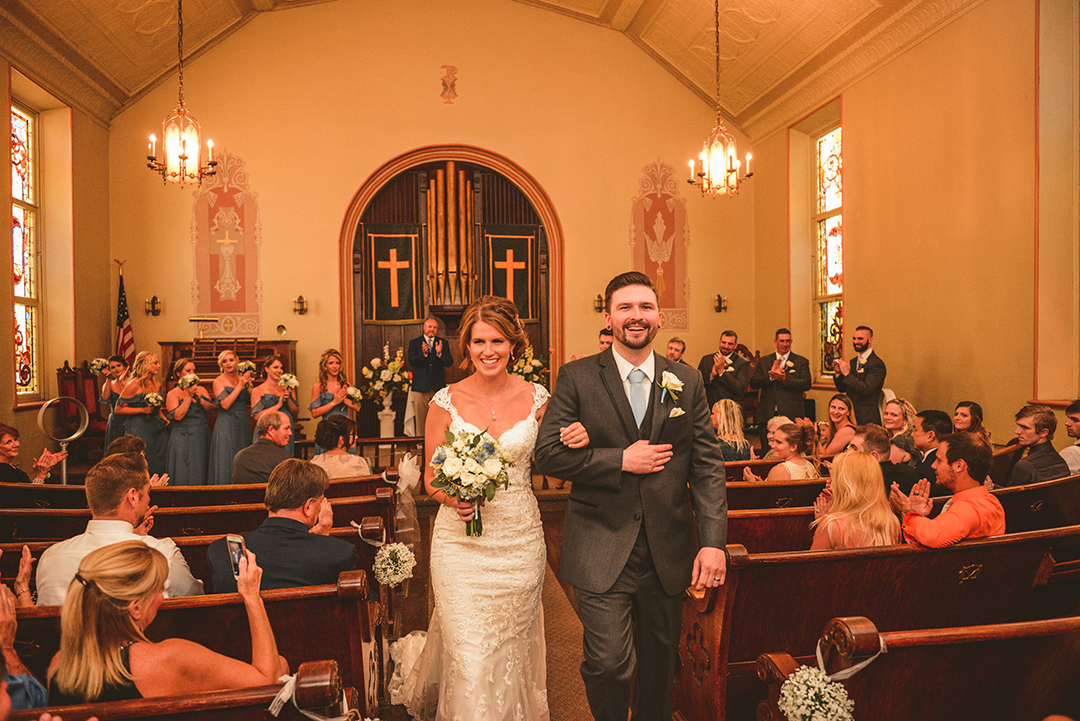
left=363, top=224, right=424, bottom=323
left=481, top=225, right=539, bottom=321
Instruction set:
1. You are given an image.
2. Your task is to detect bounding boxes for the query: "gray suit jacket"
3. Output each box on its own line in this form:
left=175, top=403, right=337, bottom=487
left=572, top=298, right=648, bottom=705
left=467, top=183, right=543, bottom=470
left=534, top=348, right=727, bottom=596
left=749, top=352, right=812, bottom=421
left=834, top=351, right=887, bottom=425
left=697, top=352, right=751, bottom=407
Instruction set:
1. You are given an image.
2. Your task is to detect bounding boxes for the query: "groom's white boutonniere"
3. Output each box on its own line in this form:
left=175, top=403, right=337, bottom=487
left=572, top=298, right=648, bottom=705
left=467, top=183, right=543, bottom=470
left=668, top=407, right=686, bottom=418
left=657, top=370, right=684, bottom=403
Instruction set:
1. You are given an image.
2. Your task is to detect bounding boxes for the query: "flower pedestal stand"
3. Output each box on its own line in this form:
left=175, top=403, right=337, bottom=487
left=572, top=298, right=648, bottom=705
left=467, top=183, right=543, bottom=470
left=378, top=394, right=396, bottom=438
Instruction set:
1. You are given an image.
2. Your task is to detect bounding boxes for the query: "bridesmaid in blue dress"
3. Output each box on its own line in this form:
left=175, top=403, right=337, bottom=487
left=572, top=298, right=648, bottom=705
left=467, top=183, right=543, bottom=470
left=115, top=351, right=168, bottom=477
left=165, top=358, right=213, bottom=485
left=99, top=354, right=129, bottom=452
left=208, top=350, right=254, bottom=485
left=308, top=349, right=361, bottom=455
left=251, top=354, right=298, bottom=458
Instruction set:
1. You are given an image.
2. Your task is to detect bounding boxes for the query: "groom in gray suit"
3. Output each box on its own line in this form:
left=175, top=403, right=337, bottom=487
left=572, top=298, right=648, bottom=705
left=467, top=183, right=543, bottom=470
left=535, top=271, right=728, bottom=721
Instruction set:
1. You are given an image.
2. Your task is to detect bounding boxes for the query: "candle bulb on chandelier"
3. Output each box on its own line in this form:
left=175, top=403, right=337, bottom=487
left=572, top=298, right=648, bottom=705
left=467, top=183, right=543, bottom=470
left=688, top=159, right=695, bottom=182
left=746, top=153, right=752, bottom=176
left=207, top=139, right=214, bottom=163
left=149, top=134, right=156, bottom=159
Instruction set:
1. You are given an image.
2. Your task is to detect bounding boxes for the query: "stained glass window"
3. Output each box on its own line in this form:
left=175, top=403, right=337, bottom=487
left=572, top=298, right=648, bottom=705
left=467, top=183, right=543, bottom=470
left=813, top=125, right=842, bottom=377
left=11, top=104, right=40, bottom=397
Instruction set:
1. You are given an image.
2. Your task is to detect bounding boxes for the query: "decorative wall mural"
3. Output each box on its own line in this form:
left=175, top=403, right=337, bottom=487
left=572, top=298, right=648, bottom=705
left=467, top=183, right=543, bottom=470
left=630, top=160, right=689, bottom=331
left=191, top=150, right=262, bottom=336
left=440, top=65, right=458, bottom=104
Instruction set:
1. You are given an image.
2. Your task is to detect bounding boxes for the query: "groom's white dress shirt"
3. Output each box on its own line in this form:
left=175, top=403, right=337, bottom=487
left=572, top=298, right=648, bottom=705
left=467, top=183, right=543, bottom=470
left=612, top=349, right=654, bottom=406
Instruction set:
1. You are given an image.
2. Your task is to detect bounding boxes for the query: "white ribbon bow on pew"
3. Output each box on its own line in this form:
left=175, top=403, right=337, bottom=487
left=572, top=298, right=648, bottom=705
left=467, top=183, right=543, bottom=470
left=351, top=453, right=422, bottom=550
left=269, top=673, right=373, bottom=721
left=815, top=635, right=888, bottom=681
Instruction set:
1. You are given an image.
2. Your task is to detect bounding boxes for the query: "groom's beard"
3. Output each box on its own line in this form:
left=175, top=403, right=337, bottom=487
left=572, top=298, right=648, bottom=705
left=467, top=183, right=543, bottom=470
left=612, top=318, right=659, bottom=350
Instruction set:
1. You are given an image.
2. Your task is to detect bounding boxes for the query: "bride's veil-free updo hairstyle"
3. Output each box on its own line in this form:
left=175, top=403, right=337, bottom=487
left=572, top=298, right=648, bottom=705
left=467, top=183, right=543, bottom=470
left=457, top=296, right=529, bottom=371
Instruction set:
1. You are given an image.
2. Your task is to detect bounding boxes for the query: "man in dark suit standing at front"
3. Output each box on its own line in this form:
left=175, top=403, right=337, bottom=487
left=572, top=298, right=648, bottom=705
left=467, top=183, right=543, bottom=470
left=750, top=328, right=813, bottom=436
left=408, top=316, right=453, bottom=434
left=697, top=329, right=750, bottom=408
left=833, top=325, right=887, bottom=425
left=535, top=271, right=727, bottom=721
left=208, top=459, right=356, bottom=593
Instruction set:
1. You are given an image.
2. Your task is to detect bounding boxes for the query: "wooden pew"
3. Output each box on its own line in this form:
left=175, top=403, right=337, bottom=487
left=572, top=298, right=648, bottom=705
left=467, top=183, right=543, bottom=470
left=0, top=469, right=400, bottom=509
left=726, top=479, right=825, bottom=510
left=1, top=519, right=388, bottom=595
left=13, top=571, right=382, bottom=715
left=727, top=507, right=816, bottom=553
left=989, top=442, right=1025, bottom=485
left=757, top=615, right=1080, bottom=721
left=9, top=659, right=350, bottom=721
left=0, top=487, right=395, bottom=542
left=673, top=524, right=1080, bottom=721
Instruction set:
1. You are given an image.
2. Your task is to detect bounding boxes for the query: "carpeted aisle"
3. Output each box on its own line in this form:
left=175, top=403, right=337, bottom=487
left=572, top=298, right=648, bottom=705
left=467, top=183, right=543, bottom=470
left=542, top=562, right=590, bottom=720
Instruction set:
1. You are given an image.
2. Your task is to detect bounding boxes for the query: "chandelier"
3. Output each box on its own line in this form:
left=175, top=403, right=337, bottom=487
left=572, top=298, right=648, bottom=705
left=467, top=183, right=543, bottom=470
left=146, top=0, right=217, bottom=186
left=688, top=0, right=752, bottom=197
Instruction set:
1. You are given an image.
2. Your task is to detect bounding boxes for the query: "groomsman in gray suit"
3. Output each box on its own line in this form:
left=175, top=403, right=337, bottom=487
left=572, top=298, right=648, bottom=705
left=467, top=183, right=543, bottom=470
left=535, top=271, right=727, bottom=721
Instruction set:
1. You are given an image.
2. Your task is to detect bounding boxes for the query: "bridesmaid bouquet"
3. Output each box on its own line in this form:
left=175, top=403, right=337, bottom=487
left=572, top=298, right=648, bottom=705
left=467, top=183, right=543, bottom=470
left=429, top=429, right=513, bottom=537
left=346, top=386, right=365, bottom=404
left=373, top=542, right=417, bottom=587
left=177, top=373, right=200, bottom=390
left=236, top=360, right=257, bottom=377
left=144, top=392, right=164, bottom=408
left=278, top=373, right=300, bottom=391
left=88, top=358, right=109, bottom=375
left=508, top=345, right=549, bottom=387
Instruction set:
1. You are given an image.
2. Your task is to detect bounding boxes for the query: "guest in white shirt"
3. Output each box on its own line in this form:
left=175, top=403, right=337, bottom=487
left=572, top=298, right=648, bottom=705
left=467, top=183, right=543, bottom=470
left=1062, top=400, right=1080, bottom=476
left=34, top=452, right=203, bottom=606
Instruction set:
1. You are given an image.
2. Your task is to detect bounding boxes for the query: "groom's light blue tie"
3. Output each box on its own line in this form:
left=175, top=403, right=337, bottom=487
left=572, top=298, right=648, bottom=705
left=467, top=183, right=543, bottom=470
left=629, top=368, right=646, bottom=428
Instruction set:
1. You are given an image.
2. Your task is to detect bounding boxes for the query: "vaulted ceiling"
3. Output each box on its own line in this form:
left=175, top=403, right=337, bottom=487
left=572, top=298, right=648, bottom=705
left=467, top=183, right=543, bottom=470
left=0, top=0, right=982, bottom=138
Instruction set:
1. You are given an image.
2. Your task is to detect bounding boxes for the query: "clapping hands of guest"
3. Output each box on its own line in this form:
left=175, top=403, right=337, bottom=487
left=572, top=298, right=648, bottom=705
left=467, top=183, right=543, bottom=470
left=742, top=466, right=763, bottom=483
left=813, top=491, right=833, bottom=521
left=31, top=448, right=68, bottom=482
left=312, top=498, right=334, bottom=535
left=767, top=357, right=786, bottom=381
left=833, top=358, right=851, bottom=376
left=0, top=545, right=35, bottom=607
left=711, top=353, right=726, bottom=378
left=890, top=479, right=931, bottom=517
left=149, top=473, right=169, bottom=487
left=134, top=505, right=158, bottom=536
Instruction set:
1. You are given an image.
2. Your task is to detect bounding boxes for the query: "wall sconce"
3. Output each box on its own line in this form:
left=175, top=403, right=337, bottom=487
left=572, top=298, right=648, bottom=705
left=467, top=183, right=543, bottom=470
left=144, top=296, right=162, bottom=316
left=593, top=294, right=604, bottom=313
left=714, top=295, right=728, bottom=313
left=292, top=296, right=308, bottom=315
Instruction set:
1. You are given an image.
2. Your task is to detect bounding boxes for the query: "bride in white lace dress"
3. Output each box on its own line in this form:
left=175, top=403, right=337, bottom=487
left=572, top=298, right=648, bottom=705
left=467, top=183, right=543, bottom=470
left=396, top=296, right=584, bottom=721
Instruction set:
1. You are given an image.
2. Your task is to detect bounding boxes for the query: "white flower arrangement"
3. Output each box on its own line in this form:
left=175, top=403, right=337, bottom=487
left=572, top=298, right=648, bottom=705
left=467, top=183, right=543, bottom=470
left=177, top=373, right=200, bottom=390
left=144, top=392, right=164, bottom=408
left=373, top=542, right=416, bottom=587
left=777, top=666, right=854, bottom=721
left=236, top=360, right=257, bottom=376
left=88, top=358, right=109, bottom=375
left=657, top=370, right=684, bottom=403
left=278, top=373, right=299, bottom=391
left=346, top=386, right=365, bottom=404
left=429, top=429, right=514, bottom=537
left=509, top=345, right=549, bottom=386
left=360, top=344, right=411, bottom=399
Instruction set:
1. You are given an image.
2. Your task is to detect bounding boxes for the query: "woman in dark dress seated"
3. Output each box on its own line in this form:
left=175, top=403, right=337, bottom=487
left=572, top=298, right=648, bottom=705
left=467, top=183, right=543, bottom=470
left=0, top=422, right=67, bottom=485
left=47, top=541, right=287, bottom=704
left=710, top=400, right=752, bottom=462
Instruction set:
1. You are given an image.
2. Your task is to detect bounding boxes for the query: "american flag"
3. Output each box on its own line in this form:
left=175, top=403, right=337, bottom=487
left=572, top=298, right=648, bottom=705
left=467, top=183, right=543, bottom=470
left=115, top=275, right=136, bottom=365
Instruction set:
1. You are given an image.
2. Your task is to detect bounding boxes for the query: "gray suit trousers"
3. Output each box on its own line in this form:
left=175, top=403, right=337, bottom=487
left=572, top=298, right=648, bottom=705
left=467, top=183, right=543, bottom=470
left=573, top=525, right=684, bottom=721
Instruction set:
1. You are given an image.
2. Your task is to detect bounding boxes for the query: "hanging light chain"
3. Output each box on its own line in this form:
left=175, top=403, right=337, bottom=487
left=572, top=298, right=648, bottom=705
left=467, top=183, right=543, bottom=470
left=176, top=0, right=185, bottom=106
left=714, top=0, right=721, bottom=125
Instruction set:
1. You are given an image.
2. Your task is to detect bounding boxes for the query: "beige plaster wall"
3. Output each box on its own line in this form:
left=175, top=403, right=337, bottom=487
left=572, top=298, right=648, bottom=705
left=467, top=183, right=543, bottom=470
left=107, top=0, right=755, bottom=395
left=754, top=0, right=1041, bottom=438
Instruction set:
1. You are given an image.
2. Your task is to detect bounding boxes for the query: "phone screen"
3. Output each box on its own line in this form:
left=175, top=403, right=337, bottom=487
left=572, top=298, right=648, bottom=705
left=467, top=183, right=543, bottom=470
left=226, top=535, right=245, bottom=578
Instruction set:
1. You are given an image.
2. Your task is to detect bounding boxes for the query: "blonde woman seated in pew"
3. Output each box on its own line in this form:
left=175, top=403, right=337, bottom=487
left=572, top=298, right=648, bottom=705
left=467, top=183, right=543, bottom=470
left=743, top=423, right=821, bottom=481
left=47, top=541, right=287, bottom=705
left=310, top=415, right=371, bottom=478
left=810, top=451, right=900, bottom=550
left=711, top=400, right=751, bottom=461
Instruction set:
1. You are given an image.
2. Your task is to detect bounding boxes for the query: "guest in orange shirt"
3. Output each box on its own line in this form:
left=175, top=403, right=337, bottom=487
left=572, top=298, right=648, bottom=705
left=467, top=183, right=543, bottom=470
left=888, top=432, right=1005, bottom=548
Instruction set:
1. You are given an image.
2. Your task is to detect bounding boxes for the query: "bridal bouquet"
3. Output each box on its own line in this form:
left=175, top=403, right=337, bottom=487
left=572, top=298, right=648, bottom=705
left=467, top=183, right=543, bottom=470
left=144, top=392, right=164, bottom=408
left=177, top=373, right=200, bottom=390
left=236, top=360, right=257, bottom=376
left=429, top=429, right=513, bottom=537
left=373, top=542, right=417, bottom=587
left=360, top=344, right=412, bottom=399
left=509, top=345, right=549, bottom=387
left=777, top=666, right=854, bottom=721
left=278, top=373, right=299, bottom=391
left=88, top=358, right=110, bottom=375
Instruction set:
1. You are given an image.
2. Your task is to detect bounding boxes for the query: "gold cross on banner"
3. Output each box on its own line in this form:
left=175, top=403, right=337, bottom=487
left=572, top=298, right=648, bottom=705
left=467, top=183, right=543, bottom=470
left=378, top=248, right=411, bottom=307
left=494, top=248, right=526, bottom=303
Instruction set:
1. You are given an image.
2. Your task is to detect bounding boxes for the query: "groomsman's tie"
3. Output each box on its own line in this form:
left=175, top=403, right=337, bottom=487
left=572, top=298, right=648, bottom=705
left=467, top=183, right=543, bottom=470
left=629, top=369, right=647, bottom=427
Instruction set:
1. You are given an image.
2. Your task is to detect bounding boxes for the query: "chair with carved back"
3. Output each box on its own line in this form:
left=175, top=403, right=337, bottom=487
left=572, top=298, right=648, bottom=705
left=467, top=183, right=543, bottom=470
left=54, top=361, right=106, bottom=461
